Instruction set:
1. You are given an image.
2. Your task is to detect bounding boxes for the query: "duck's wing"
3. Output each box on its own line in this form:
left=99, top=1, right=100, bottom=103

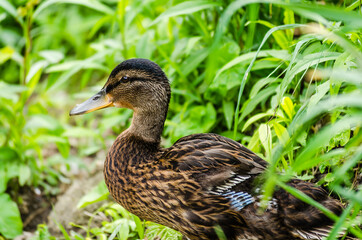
left=156, top=133, right=269, bottom=239
left=159, top=133, right=267, bottom=208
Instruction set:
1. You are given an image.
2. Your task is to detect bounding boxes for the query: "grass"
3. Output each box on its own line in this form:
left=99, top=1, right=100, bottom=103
left=0, top=0, right=361, bottom=239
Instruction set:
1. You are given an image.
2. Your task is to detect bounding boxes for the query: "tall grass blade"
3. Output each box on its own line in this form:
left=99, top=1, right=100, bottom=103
left=233, top=24, right=303, bottom=138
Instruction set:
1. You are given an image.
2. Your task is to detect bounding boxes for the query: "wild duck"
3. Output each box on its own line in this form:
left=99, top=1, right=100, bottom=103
left=70, top=58, right=344, bottom=240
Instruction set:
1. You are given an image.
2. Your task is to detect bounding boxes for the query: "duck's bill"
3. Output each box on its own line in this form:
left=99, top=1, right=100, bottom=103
left=69, top=89, right=114, bottom=116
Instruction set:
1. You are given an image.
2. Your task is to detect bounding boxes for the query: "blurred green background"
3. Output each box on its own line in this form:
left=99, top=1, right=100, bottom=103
left=0, top=0, right=361, bottom=239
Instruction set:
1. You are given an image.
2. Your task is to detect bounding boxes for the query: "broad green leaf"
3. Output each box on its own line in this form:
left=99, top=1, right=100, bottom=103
left=56, top=142, right=70, bottom=159
left=133, top=215, right=144, bottom=239
left=18, top=164, right=31, bottom=186
left=0, top=147, right=18, bottom=161
left=150, top=0, right=220, bottom=26
left=145, top=222, right=182, bottom=240
left=281, top=97, right=294, bottom=120
left=259, top=124, right=272, bottom=159
left=272, top=122, right=289, bottom=145
left=0, top=193, right=23, bottom=238
left=222, top=100, right=234, bottom=130
left=77, top=180, right=109, bottom=208
left=117, top=222, right=130, bottom=240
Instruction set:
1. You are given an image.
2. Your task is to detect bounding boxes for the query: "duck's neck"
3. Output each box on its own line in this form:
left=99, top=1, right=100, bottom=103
left=125, top=106, right=167, bottom=143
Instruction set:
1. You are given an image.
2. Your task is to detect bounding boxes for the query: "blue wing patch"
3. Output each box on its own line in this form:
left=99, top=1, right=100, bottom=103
left=222, top=191, right=255, bottom=211
left=209, top=174, right=255, bottom=211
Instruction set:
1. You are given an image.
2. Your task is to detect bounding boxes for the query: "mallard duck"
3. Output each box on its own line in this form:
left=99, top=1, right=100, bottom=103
left=70, top=58, right=344, bottom=240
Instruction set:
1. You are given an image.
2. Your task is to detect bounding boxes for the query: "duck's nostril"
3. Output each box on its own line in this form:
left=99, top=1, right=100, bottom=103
left=93, top=96, right=100, bottom=101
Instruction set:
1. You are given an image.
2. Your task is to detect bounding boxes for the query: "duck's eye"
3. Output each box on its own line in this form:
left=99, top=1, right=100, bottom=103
left=120, top=76, right=129, bottom=83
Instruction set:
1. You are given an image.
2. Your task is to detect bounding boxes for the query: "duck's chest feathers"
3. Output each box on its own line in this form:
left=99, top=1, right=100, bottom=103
left=103, top=134, right=173, bottom=219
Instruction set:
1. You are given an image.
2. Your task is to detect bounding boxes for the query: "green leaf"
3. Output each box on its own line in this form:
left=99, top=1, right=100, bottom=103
left=307, top=80, right=330, bottom=110
left=214, top=50, right=289, bottom=81
left=283, top=8, right=295, bottom=41
left=293, top=116, right=362, bottom=172
left=273, top=122, right=289, bottom=145
left=239, top=85, right=277, bottom=124
left=253, top=20, right=289, bottom=49
left=19, top=164, right=31, bottom=186
left=0, top=82, right=28, bottom=102
left=242, top=111, right=276, bottom=132
left=23, top=60, right=48, bottom=100
left=150, top=0, right=220, bottom=26
left=250, top=78, right=282, bottom=100
left=281, top=97, right=294, bottom=120
left=0, top=193, right=23, bottom=238
left=281, top=2, right=362, bottom=29
left=222, top=100, right=234, bottom=130
left=0, top=46, right=15, bottom=64
left=133, top=215, right=144, bottom=239
left=0, top=147, right=18, bottom=161
left=77, top=180, right=109, bottom=208
left=38, top=50, right=64, bottom=64
left=145, top=222, right=182, bottom=240
left=33, top=0, right=113, bottom=19
left=117, top=222, right=129, bottom=240
left=278, top=52, right=340, bottom=102
left=136, top=31, right=155, bottom=59
left=180, top=48, right=209, bottom=77
left=259, top=124, right=272, bottom=159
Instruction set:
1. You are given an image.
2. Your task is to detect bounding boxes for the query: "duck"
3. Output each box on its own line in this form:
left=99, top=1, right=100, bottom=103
left=70, top=58, right=344, bottom=240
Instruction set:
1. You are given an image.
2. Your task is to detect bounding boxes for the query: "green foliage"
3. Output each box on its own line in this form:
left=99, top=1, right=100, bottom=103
left=0, top=193, right=22, bottom=238
left=0, top=0, right=361, bottom=239
left=77, top=180, right=109, bottom=209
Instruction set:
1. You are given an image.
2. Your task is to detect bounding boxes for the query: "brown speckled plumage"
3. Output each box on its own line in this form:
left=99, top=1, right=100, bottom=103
left=72, top=58, right=345, bottom=240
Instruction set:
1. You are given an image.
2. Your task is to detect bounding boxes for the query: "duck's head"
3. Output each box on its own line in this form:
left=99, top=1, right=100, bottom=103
left=69, top=58, right=171, bottom=116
